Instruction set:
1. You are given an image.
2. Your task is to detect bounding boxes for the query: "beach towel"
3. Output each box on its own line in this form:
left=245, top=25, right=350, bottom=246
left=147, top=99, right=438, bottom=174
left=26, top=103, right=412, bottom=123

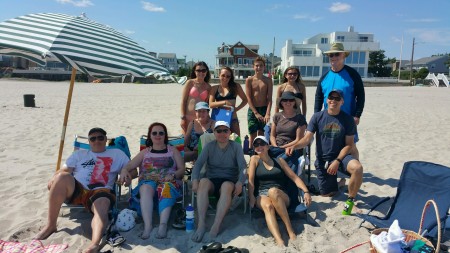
left=0, top=239, right=68, bottom=253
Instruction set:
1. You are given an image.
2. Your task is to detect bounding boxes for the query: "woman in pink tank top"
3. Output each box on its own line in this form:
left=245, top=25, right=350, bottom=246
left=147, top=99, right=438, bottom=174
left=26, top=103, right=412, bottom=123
left=180, top=61, right=211, bottom=134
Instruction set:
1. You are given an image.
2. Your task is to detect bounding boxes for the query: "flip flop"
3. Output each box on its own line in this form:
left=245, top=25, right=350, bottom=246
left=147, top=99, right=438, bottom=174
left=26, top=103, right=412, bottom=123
left=219, top=246, right=249, bottom=253
left=107, top=231, right=126, bottom=247
left=199, top=241, right=223, bottom=253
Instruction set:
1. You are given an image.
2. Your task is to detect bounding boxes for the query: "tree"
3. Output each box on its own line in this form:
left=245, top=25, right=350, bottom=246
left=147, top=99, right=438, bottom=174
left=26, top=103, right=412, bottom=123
left=415, top=68, right=429, bottom=79
left=368, top=50, right=394, bottom=77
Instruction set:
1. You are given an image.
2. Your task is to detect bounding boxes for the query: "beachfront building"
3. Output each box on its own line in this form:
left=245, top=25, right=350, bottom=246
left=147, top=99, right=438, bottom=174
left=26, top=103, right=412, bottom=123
left=280, top=26, right=380, bottom=78
left=215, top=41, right=260, bottom=79
left=404, top=55, right=449, bottom=74
left=158, top=53, right=178, bottom=74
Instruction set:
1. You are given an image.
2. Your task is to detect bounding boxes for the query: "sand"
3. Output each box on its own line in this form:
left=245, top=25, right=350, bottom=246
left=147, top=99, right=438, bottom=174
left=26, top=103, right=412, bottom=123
left=1, top=79, right=449, bottom=253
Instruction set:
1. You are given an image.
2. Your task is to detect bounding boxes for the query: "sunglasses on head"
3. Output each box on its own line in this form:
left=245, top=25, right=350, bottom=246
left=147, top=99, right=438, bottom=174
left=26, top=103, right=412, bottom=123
left=215, top=128, right=229, bottom=134
left=195, top=69, right=208, bottom=73
left=151, top=131, right=165, bottom=136
left=89, top=135, right=106, bottom=142
left=282, top=99, right=295, bottom=102
left=253, top=141, right=267, bottom=148
left=328, top=52, right=341, bottom=58
left=328, top=95, right=342, bottom=101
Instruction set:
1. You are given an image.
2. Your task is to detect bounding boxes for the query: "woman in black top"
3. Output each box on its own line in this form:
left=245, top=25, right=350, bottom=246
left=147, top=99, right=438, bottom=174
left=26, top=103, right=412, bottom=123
left=209, top=66, right=247, bottom=136
left=248, top=136, right=311, bottom=247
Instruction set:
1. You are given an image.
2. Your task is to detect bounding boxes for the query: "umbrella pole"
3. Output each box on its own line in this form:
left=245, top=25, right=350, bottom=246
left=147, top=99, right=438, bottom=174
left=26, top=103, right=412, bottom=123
left=56, top=68, right=77, bottom=171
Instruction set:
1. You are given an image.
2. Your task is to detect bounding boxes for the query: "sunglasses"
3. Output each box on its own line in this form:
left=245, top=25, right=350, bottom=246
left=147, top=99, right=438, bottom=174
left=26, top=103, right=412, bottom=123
left=253, top=142, right=267, bottom=148
left=89, top=135, right=106, bottom=142
left=287, top=72, right=298, bottom=76
left=328, top=96, right=342, bottom=101
left=220, top=74, right=231, bottom=78
left=195, top=69, right=208, bottom=73
left=151, top=131, right=165, bottom=136
left=281, top=99, right=295, bottom=102
left=328, top=53, right=341, bottom=58
left=215, top=128, right=229, bottom=134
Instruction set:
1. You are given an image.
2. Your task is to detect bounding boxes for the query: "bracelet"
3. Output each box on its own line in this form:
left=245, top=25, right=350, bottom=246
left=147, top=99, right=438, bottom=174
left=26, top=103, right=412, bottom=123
left=304, top=191, right=310, bottom=194
left=180, top=115, right=186, bottom=120
left=336, top=158, right=342, bottom=164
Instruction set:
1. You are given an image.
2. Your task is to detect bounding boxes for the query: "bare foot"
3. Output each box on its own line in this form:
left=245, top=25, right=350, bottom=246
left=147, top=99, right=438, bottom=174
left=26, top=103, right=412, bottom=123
left=275, top=238, right=286, bottom=247
left=288, top=232, right=297, bottom=242
left=83, top=243, right=100, bottom=253
left=140, top=227, right=153, bottom=240
left=34, top=225, right=57, bottom=240
left=209, top=224, right=220, bottom=239
left=191, top=226, right=206, bottom=242
left=155, top=223, right=167, bottom=239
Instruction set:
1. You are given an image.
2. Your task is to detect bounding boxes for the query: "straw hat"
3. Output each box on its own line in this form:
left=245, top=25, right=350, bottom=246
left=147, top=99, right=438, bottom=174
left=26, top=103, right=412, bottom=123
left=324, top=42, right=350, bottom=57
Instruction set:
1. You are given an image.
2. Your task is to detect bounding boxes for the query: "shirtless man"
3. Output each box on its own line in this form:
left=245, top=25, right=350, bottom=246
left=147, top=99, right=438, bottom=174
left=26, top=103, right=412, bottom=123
left=245, top=57, right=273, bottom=149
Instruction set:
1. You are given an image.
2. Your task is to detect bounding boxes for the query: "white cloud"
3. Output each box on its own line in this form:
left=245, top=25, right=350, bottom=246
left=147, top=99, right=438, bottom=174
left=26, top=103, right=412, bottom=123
left=166, top=41, right=172, bottom=45
left=141, top=1, right=166, bottom=12
left=265, top=4, right=286, bottom=11
left=405, top=18, right=438, bottom=23
left=407, top=28, right=450, bottom=45
left=391, top=36, right=402, bottom=43
left=329, top=2, right=351, bottom=13
left=293, top=14, right=323, bottom=22
left=123, top=30, right=135, bottom=35
left=56, top=0, right=93, bottom=7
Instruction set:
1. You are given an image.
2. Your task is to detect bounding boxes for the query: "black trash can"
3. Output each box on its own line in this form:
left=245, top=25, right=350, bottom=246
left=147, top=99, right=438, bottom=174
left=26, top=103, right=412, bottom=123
left=23, top=94, right=35, bottom=107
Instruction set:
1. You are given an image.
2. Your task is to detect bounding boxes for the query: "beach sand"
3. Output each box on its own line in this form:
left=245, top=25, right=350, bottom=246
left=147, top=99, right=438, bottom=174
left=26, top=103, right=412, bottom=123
left=1, top=79, right=449, bottom=253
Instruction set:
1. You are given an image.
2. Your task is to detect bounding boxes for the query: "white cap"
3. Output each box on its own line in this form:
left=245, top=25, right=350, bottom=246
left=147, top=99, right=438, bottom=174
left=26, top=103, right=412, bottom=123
left=253, top=136, right=269, bottom=145
left=214, top=120, right=230, bottom=129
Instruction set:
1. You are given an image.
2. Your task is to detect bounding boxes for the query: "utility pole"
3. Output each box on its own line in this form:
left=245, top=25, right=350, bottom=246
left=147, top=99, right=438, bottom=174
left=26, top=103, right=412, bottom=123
left=271, top=37, right=275, bottom=77
left=398, top=35, right=403, bottom=82
left=409, top=37, right=415, bottom=85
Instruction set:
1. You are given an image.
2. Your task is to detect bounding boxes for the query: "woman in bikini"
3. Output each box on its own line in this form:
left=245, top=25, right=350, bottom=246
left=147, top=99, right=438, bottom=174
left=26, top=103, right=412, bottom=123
left=275, top=66, right=307, bottom=116
left=248, top=136, right=311, bottom=247
left=180, top=61, right=211, bottom=134
left=184, top=102, right=215, bottom=162
left=209, top=66, right=247, bottom=136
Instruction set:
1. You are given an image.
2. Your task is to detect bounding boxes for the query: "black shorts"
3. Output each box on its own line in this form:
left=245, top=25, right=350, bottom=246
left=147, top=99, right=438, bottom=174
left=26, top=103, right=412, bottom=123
left=209, top=178, right=234, bottom=199
left=314, top=155, right=355, bottom=195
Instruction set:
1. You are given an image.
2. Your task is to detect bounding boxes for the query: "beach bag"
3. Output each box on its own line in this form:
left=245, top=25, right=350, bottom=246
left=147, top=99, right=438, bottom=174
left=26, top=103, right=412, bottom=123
left=211, top=106, right=234, bottom=126
left=339, top=200, right=441, bottom=253
left=115, top=208, right=137, bottom=231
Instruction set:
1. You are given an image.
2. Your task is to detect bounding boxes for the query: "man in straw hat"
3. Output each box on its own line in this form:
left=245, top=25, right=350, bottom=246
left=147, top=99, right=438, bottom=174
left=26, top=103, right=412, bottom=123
left=315, top=42, right=365, bottom=162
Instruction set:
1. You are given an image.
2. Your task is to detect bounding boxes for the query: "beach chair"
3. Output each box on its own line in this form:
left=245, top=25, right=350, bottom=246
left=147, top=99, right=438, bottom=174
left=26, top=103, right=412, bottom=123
left=356, top=161, right=450, bottom=243
left=192, top=132, right=248, bottom=214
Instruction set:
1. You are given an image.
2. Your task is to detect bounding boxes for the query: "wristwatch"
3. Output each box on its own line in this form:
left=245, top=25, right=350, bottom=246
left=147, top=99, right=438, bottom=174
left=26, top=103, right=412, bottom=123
left=336, top=158, right=342, bottom=164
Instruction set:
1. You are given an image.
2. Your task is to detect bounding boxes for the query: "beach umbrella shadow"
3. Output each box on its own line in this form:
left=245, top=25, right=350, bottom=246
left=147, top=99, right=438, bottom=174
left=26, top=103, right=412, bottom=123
left=0, top=13, right=173, bottom=170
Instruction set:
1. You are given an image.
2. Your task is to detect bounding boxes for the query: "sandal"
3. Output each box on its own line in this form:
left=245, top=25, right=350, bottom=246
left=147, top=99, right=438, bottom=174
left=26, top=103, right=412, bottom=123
left=107, top=230, right=126, bottom=247
left=172, top=207, right=186, bottom=230
left=199, top=242, right=223, bottom=253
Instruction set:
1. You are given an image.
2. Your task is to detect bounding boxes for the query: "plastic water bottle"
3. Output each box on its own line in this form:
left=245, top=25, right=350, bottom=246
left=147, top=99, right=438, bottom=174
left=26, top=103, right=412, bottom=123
left=243, top=135, right=249, bottom=155
left=185, top=204, right=195, bottom=232
left=342, top=198, right=354, bottom=215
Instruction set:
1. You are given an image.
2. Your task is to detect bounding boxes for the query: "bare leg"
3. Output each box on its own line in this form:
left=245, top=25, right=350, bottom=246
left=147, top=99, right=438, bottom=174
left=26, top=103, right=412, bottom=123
left=35, top=172, right=75, bottom=240
left=139, top=184, right=155, bottom=239
left=257, top=195, right=284, bottom=247
left=268, top=188, right=295, bottom=241
left=350, top=145, right=359, bottom=160
left=346, top=160, right=363, bottom=198
left=191, top=178, right=213, bottom=242
left=85, top=197, right=110, bottom=253
left=249, top=132, right=257, bottom=149
left=155, top=206, right=172, bottom=238
left=231, top=120, right=241, bottom=137
left=209, top=181, right=234, bottom=239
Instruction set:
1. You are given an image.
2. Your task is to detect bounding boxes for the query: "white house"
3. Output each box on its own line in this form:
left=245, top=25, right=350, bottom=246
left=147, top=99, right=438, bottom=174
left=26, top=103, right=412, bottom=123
left=280, top=26, right=380, bottom=78
left=158, top=53, right=178, bottom=74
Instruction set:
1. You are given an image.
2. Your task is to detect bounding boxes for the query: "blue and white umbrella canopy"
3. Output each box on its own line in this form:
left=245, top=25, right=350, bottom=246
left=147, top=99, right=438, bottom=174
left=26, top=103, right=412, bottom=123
left=0, top=13, right=177, bottom=170
left=0, top=13, right=170, bottom=78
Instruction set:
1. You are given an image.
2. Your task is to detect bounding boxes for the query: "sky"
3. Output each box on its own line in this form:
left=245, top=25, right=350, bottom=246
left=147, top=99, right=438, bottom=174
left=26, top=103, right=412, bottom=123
left=1, top=0, right=449, bottom=68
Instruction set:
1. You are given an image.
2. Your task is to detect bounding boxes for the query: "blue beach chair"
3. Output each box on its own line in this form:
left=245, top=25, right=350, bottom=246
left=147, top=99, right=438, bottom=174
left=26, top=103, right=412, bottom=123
left=356, top=161, right=450, bottom=243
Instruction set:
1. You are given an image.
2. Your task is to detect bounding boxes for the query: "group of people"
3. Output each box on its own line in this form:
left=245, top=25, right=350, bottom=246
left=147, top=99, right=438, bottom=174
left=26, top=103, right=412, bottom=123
left=35, top=43, right=365, bottom=252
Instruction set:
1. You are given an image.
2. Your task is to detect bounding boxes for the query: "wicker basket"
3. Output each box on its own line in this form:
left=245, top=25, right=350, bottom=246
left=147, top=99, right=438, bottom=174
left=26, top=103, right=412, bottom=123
left=369, top=228, right=434, bottom=253
left=340, top=199, right=441, bottom=253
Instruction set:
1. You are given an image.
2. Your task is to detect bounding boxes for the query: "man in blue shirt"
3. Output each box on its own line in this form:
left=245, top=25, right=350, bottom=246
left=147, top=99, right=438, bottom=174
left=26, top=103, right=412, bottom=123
left=287, top=90, right=363, bottom=214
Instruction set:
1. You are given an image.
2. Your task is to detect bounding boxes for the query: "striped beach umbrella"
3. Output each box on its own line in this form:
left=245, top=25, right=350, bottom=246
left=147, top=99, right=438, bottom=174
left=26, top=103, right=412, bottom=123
left=0, top=13, right=172, bottom=170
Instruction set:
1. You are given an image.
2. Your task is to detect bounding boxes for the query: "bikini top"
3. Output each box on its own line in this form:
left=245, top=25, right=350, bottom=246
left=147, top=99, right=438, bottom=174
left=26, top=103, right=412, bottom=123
left=282, top=84, right=303, bottom=100
left=214, top=88, right=236, bottom=101
left=189, top=85, right=209, bottom=101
